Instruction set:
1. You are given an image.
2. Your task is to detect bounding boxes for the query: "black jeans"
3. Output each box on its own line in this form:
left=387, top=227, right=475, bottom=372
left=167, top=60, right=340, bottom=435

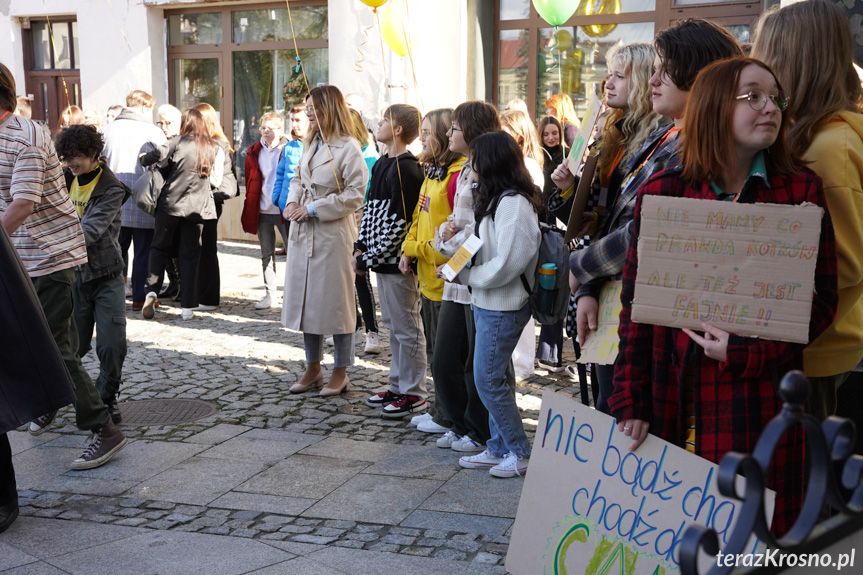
left=197, top=202, right=222, bottom=307
left=0, top=433, right=16, bottom=506
left=433, top=300, right=490, bottom=443
left=147, top=211, right=204, bottom=310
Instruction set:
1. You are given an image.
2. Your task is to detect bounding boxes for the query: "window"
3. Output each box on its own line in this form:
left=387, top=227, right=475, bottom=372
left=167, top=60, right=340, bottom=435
left=22, top=18, right=81, bottom=129
left=165, top=2, right=328, bottom=177
left=493, top=0, right=764, bottom=118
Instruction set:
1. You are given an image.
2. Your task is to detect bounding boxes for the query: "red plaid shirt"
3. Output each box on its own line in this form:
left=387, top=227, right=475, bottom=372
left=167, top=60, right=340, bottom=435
left=609, top=165, right=838, bottom=534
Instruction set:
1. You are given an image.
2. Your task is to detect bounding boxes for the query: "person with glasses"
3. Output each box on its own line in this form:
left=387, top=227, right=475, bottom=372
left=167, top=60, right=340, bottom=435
left=752, top=0, right=863, bottom=423
left=609, top=57, right=839, bottom=536
left=157, top=104, right=182, bottom=139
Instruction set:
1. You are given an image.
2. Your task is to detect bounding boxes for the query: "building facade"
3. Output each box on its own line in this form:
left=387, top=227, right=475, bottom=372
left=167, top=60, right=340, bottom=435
left=3, top=0, right=850, bottom=239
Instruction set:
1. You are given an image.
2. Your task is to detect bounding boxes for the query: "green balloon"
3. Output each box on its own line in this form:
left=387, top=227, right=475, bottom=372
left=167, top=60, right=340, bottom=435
left=532, top=0, right=580, bottom=26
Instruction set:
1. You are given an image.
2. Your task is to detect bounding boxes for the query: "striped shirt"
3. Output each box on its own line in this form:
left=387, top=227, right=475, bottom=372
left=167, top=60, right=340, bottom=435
left=0, top=114, right=87, bottom=277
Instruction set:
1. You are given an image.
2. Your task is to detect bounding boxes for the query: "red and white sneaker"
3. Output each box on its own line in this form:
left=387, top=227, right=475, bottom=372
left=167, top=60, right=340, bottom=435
left=381, top=395, right=427, bottom=419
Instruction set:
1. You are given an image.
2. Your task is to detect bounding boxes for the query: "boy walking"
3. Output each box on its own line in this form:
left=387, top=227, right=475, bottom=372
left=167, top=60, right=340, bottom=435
left=55, top=125, right=130, bottom=423
left=354, top=105, right=427, bottom=418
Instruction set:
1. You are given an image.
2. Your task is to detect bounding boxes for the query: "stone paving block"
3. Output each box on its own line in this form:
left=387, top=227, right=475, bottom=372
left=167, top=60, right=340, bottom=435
left=237, top=454, right=368, bottom=499
left=301, top=474, right=442, bottom=525
left=305, top=547, right=508, bottom=574
left=0, top=540, right=40, bottom=571
left=243, top=557, right=347, bottom=575
left=419, top=470, right=524, bottom=518
left=70, top=440, right=207, bottom=482
left=0, top=562, right=70, bottom=575
left=400, top=510, right=514, bottom=537
left=11, top=446, right=139, bottom=497
left=297, top=437, right=396, bottom=462
left=130, top=456, right=267, bottom=505
left=0, top=517, right=145, bottom=560
left=201, top=428, right=322, bottom=463
left=213, top=490, right=315, bottom=518
left=49, top=530, right=292, bottom=575
left=7, top=430, right=61, bottom=455
left=360, top=445, right=459, bottom=481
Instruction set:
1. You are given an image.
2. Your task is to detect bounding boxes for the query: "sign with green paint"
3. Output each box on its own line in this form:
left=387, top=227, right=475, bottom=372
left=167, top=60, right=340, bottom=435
left=505, top=390, right=775, bottom=574
left=566, top=92, right=602, bottom=178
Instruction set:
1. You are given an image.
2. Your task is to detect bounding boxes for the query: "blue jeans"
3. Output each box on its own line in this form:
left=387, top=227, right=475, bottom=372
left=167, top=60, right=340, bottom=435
left=473, top=304, right=532, bottom=458
left=73, top=272, right=127, bottom=401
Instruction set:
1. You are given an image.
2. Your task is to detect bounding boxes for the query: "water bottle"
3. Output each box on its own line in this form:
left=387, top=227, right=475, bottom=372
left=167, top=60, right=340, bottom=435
left=536, top=263, right=557, bottom=314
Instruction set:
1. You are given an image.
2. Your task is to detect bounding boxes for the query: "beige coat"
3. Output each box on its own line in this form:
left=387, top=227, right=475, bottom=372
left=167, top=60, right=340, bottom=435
left=281, top=135, right=367, bottom=335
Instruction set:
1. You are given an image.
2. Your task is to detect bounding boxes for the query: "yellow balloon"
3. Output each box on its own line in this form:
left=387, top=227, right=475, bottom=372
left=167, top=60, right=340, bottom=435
left=359, top=0, right=389, bottom=8
left=380, top=0, right=420, bottom=57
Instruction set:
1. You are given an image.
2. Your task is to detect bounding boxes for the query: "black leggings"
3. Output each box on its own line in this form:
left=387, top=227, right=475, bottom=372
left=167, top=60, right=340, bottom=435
left=355, top=272, right=378, bottom=333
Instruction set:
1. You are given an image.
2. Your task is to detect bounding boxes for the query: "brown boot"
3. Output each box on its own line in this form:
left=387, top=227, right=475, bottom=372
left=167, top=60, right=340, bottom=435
left=70, top=420, right=128, bottom=470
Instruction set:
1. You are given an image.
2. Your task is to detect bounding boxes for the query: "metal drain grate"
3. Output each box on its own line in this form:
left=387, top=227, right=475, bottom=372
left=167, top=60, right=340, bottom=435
left=118, top=399, right=218, bottom=425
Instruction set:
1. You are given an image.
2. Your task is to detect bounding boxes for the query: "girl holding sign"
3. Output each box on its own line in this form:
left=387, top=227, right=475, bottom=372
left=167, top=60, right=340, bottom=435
left=609, top=57, right=839, bottom=535
left=752, top=0, right=863, bottom=423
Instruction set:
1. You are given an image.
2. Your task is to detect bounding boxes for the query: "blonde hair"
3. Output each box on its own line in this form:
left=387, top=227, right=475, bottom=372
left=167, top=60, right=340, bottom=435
left=306, top=85, right=354, bottom=151
left=751, top=0, right=863, bottom=157
left=193, top=102, right=232, bottom=152
left=349, top=108, right=373, bottom=149
left=259, top=111, right=284, bottom=130
left=598, top=42, right=668, bottom=176
left=544, top=94, right=579, bottom=128
left=125, top=89, right=155, bottom=109
left=500, top=109, right=544, bottom=171
left=418, top=108, right=462, bottom=167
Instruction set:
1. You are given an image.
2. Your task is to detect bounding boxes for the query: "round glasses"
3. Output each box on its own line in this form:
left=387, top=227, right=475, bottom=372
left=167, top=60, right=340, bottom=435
left=734, top=88, right=789, bottom=112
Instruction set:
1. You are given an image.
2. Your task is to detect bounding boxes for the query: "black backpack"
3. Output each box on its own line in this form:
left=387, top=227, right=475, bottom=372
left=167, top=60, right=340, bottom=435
left=490, top=191, right=571, bottom=325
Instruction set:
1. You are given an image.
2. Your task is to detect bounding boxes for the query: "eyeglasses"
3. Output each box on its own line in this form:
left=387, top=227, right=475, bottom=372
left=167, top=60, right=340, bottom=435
left=450, top=123, right=462, bottom=132
left=734, top=88, right=789, bottom=112
left=156, top=121, right=173, bottom=128
left=305, top=106, right=315, bottom=115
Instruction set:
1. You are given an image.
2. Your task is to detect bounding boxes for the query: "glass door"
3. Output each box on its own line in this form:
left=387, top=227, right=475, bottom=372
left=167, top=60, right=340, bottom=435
left=169, top=54, right=223, bottom=119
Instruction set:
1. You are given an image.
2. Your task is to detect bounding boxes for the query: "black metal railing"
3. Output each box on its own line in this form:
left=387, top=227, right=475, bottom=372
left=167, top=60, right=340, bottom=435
left=680, top=370, right=863, bottom=575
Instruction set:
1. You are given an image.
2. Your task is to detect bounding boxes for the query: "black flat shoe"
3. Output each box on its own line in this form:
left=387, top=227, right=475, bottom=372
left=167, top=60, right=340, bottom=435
left=0, top=500, right=19, bottom=534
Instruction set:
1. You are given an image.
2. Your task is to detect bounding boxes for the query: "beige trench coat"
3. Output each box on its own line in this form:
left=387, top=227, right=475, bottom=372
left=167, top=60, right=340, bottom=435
left=281, top=136, right=368, bottom=335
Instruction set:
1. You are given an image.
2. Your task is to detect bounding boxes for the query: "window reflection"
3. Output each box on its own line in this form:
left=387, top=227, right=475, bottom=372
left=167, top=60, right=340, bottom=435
left=168, top=13, right=223, bottom=46
left=232, top=7, right=327, bottom=42
left=498, top=29, right=529, bottom=109
left=536, top=22, right=653, bottom=119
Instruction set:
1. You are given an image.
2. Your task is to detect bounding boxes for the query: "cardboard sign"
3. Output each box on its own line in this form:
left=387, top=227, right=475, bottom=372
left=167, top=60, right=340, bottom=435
left=578, top=280, right=622, bottom=365
left=563, top=154, right=598, bottom=245
left=632, top=196, right=823, bottom=344
left=506, top=390, right=775, bottom=575
left=441, top=234, right=482, bottom=282
left=566, top=92, right=602, bottom=177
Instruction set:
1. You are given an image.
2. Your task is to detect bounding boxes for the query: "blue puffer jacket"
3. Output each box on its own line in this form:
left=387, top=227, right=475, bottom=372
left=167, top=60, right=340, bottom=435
left=272, top=139, right=304, bottom=212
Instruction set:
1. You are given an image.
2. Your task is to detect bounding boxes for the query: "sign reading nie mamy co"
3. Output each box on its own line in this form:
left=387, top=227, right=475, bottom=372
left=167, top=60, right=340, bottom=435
left=632, top=195, right=823, bottom=344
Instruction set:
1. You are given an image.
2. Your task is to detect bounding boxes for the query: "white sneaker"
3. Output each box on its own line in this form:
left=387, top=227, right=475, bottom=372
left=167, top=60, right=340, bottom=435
left=364, top=332, right=381, bottom=354
left=410, top=413, right=432, bottom=427
left=124, top=282, right=132, bottom=297
left=255, top=294, right=272, bottom=309
left=537, top=360, right=564, bottom=373
left=181, top=308, right=195, bottom=321
left=417, top=419, right=449, bottom=434
left=325, top=335, right=334, bottom=345
left=195, top=304, right=218, bottom=311
left=458, top=449, right=504, bottom=470
left=452, top=436, right=484, bottom=453
left=564, top=365, right=579, bottom=380
left=436, top=430, right=461, bottom=449
left=141, top=291, right=158, bottom=319
left=489, top=452, right=529, bottom=478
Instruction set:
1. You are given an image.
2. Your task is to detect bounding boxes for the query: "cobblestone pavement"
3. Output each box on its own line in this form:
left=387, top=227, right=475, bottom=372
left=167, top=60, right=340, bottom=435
left=4, top=241, right=589, bottom=575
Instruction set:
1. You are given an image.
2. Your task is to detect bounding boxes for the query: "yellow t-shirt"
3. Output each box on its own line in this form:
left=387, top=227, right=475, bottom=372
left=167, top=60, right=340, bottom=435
left=69, top=168, right=102, bottom=219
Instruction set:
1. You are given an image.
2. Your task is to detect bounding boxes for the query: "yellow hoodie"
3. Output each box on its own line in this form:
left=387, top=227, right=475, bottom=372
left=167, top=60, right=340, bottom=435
left=804, top=111, right=863, bottom=376
left=402, top=158, right=466, bottom=301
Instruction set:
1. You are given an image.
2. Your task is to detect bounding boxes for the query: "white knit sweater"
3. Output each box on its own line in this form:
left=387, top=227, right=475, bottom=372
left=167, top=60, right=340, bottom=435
left=459, top=193, right=540, bottom=311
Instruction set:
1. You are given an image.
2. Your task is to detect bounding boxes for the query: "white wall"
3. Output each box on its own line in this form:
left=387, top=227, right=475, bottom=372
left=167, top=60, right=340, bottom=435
left=329, top=0, right=467, bottom=122
left=0, top=0, right=168, bottom=118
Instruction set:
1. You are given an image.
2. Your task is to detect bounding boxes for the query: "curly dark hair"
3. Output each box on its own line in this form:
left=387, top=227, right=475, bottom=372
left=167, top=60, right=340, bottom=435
left=55, top=124, right=103, bottom=161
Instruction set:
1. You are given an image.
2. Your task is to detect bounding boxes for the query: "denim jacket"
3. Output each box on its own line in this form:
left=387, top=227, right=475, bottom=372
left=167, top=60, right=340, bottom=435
left=64, top=163, right=131, bottom=283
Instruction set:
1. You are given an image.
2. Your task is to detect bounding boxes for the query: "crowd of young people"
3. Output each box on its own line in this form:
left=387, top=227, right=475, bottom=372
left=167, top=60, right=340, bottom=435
left=2, top=0, right=861, bottom=537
